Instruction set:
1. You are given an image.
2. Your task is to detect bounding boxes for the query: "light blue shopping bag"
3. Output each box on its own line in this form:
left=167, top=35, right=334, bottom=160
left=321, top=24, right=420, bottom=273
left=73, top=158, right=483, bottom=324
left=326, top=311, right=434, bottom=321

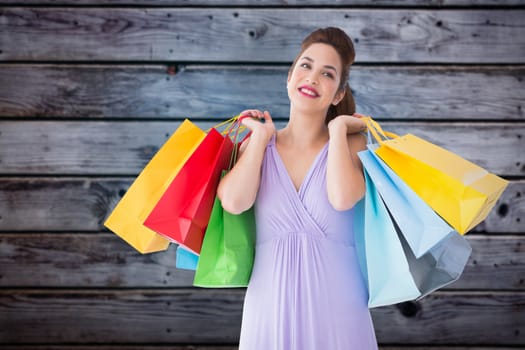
left=356, top=150, right=472, bottom=307
left=354, top=171, right=421, bottom=308
left=175, top=245, right=199, bottom=270
left=360, top=147, right=456, bottom=258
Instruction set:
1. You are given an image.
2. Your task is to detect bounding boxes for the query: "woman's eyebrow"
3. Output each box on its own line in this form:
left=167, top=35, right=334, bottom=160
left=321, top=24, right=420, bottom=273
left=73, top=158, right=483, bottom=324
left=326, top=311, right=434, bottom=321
left=301, top=56, right=338, bottom=73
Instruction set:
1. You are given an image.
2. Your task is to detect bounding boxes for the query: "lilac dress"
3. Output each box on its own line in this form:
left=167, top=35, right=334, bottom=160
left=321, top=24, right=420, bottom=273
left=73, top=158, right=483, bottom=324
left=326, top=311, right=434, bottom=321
left=239, top=135, right=378, bottom=350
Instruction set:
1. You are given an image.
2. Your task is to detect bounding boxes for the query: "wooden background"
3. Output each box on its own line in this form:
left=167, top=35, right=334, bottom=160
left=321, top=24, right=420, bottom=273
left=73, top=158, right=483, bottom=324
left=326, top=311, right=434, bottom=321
left=0, top=0, right=524, bottom=349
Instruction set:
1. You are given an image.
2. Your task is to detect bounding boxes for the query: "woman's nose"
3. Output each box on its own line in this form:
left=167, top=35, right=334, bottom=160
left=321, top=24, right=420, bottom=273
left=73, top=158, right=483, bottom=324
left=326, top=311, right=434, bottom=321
left=306, top=75, right=318, bottom=85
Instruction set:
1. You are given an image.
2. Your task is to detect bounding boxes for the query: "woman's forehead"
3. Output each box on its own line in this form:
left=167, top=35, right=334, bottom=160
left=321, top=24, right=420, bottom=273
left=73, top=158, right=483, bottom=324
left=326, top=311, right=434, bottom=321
left=299, top=43, right=342, bottom=69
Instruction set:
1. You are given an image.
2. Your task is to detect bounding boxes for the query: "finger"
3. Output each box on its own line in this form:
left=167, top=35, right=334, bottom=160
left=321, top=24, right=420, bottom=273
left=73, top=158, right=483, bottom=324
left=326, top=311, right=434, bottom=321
left=240, top=110, right=261, bottom=118
left=244, top=110, right=264, bottom=120
left=263, top=110, right=273, bottom=123
left=239, top=110, right=251, bottom=117
left=352, top=112, right=367, bottom=118
left=240, top=117, right=260, bottom=129
left=240, top=111, right=264, bottom=123
left=238, top=114, right=253, bottom=123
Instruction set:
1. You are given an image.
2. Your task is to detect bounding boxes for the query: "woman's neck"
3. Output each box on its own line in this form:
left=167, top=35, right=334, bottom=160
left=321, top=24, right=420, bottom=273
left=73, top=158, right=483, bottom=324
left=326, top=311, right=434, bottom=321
left=278, top=107, right=329, bottom=148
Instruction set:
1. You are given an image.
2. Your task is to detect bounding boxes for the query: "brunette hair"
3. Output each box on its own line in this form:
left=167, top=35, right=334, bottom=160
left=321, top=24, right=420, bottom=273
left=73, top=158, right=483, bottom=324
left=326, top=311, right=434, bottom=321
left=289, top=27, right=356, bottom=124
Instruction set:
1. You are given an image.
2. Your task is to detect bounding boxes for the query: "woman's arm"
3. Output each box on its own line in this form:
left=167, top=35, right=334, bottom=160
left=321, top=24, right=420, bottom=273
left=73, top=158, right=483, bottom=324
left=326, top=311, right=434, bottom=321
left=217, top=110, right=275, bottom=214
left=326, top=114, right=367, bottom=211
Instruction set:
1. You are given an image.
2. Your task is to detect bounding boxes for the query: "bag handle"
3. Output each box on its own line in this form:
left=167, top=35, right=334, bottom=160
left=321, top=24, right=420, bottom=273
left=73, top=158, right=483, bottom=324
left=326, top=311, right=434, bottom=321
left=227, top=114, right=253, bottom=170
left=211, top=116, right=236, bottom=131
left=209, top=115, right=248, bottom=137
left=363, top=116, right=399, bottom=144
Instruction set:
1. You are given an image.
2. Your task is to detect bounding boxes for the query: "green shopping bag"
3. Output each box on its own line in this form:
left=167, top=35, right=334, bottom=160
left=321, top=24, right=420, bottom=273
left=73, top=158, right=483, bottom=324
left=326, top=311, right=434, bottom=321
left=193, top=190, right=255, bottom=287
left=193, top=116, right=256, bottom=287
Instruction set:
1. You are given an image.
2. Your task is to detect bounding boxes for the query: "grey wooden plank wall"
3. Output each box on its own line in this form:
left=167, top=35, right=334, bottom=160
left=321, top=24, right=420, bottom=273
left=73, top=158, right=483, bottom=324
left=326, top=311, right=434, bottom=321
left=0, top=0, right=524, bottom=349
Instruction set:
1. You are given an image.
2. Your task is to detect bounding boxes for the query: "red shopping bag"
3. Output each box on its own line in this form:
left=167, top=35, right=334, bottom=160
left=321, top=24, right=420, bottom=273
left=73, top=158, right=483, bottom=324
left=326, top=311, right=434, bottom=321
left=143, top=127, right=234, bottom=253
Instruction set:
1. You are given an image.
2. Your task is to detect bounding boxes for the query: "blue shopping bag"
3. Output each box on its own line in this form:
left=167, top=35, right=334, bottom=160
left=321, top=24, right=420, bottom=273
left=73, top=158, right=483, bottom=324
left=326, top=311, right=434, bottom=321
left=399, top=226, right=471, bottom=298
left=354, top=171, right=421, bottom=308
left=356, top=150, right=472, bottom=308
left=359, top=147, right=456, bottom=258
left=175, top=245, right=199, bottom=270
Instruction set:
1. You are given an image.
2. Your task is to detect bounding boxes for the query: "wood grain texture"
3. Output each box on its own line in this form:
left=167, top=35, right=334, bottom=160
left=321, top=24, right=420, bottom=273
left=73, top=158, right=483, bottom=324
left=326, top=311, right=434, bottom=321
left=0, top=64, right=523, bottom=120
left=0, top=290, right=523, bottom=345
left=0, top=178, right=129, bottom=231
left=372, top=292, right=525, bottom=345
left=456, top=235, right=525, bottom=290
left=1, top=8, right=524, bottom=63
left=1, top=121, right=523, bottom=175
left=0, top=178, right=522, bottom=232
left=0, top=233, right=523, bottom=290
left=3, top=0, right=525, bottom=6
left=0, top=0, right=522, bottom=349
left=0, top=289, right=244, bottom=344
left=0, top=233, right=194, bottom=288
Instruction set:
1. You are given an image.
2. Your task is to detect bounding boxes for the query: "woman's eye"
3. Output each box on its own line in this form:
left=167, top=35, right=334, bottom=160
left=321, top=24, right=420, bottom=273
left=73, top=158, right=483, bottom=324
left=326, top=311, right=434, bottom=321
left=323, top=72, right=334, bottom=79
left=300, top=63, right=310, bottom=69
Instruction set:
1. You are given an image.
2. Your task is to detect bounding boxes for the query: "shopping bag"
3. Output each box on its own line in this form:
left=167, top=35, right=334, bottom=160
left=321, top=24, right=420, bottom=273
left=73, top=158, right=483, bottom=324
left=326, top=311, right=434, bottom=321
left=399, top=225, right=471, bottom=299
left=354, top=171, right=420, bottom=308
left=358, top=148, right=456, bottom=258
left=364, top=117, right=508, bottom=234
left=193, top=190, right=256, bottom=287
left=176, top=245, right=199, bottom=270
left=104, top=120, right=205, bottom=253
left=193, top=117, right=256, bottom=287
left=143, top=128, right=234, bottom=254
left=355, top=170, right=472, bottom=308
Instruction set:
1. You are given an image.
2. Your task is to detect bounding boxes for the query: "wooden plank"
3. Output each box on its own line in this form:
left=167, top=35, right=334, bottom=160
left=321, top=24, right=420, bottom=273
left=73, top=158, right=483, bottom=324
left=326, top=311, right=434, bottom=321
left=3, top=0, right=525, bottom=6
left=372, top=292, right=525, bottom=346
left=0, top=233, right=523, bottom=290
left=0, top=233, right=194, bottom=288
left=451, top=235, right=525, bottom=290
left=1, top=121, right=523, bottom=176
left=0, top=178, right=130, bottom=231
left=1, top=64, right=524, bottom=120
left=0, top=289, right=244, bottom=344
left=1, top=8, right=524, bottom=63
left=0, top=178, right=522, bottom=233
left=0, top=290, right=523, bottom=345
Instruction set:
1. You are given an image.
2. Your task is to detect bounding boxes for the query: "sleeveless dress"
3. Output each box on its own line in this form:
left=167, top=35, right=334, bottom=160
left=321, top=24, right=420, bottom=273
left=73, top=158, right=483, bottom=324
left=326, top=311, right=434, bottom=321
left=239, top=135, right=378, bottom=350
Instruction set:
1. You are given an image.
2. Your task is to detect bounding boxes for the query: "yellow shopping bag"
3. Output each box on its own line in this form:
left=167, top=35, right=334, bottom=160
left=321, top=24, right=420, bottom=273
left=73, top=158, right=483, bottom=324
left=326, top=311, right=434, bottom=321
left=104, top=119, right=206, bottom=253
left=364, top=117, right=508, bottom=234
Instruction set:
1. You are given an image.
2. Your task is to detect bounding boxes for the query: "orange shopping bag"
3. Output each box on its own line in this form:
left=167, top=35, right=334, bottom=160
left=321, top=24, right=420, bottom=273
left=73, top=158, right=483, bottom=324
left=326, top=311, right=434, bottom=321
left=104, top=120, right=206, bottom=253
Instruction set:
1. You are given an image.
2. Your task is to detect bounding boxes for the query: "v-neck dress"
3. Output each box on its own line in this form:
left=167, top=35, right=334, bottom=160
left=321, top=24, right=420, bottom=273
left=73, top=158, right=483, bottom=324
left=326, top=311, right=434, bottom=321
left=239, top=135, right=378, bottom=350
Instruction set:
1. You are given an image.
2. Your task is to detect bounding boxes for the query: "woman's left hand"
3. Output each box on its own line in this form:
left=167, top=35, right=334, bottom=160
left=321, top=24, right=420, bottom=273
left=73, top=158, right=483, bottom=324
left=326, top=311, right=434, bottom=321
left=327, top=113, right=367, bottom=135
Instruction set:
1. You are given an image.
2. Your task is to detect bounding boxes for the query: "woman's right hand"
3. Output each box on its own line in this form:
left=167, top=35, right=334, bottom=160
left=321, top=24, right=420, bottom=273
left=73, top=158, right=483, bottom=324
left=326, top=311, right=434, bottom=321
left=239, top=109, right=275, bottom=145
left=218, top=110, right=274, bottom=214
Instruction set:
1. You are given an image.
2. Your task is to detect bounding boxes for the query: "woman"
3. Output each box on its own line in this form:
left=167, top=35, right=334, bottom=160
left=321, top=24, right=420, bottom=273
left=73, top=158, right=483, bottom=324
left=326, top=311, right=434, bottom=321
left=218, top=27, right=378, bottom=349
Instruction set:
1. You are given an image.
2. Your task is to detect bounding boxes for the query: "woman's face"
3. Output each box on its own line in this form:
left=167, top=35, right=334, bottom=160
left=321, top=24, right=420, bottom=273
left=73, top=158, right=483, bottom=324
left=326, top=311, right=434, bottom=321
left=287, top=43, right=344, bottom=114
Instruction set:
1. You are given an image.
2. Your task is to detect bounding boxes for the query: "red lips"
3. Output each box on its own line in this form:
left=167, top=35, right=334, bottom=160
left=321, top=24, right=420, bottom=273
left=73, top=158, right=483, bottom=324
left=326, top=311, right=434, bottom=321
left=298, top=85, right=320, bottom=98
